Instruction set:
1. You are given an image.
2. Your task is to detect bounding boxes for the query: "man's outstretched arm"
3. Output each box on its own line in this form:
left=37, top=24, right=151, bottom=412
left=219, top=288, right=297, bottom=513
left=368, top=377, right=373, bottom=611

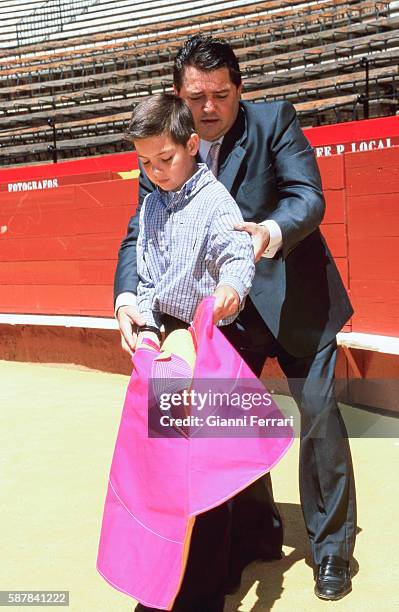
left=265, top=100, right=326, bottom=258
left=114, top=162, right=155, bottom=353
left=235, top=101, right=324, bottom=262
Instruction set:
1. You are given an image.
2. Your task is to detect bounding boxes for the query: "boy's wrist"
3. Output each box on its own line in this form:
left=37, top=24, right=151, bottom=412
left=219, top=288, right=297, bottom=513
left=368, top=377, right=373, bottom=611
left=136, top=331, right=160, bottom=350
left=216, top=278, right=246, bottom=304
left=137, top=306, right=162, bottom=329
left=136, top=325, right=162, bottom=342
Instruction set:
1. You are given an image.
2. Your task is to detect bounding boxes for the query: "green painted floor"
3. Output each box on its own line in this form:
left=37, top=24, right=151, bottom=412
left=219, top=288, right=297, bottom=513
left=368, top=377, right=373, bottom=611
left=1, top=361, right=398, bottom=611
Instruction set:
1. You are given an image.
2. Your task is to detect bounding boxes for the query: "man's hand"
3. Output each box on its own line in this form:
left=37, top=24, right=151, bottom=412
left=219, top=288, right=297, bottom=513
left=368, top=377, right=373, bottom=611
left=235, top=222, right=270, bottom=262
left=212, top=285, right=240, bottom=324
left=116, top=305, right=146, bottom=356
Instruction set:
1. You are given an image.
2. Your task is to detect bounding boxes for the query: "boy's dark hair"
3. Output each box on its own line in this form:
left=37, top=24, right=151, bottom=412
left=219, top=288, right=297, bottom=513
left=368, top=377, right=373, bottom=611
left=125, top=93, right=195, bottom=145
left=173, top=35, right=242, bottom=92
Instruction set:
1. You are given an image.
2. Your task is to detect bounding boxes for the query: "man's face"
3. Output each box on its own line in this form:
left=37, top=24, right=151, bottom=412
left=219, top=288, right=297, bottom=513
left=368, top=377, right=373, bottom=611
left=134, top=132, right=199, bottom=192
left=176, top=66, right=242, bottom=142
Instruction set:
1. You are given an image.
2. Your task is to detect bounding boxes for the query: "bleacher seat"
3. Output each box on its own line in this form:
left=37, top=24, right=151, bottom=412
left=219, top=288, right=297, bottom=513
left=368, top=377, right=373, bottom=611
left=0, top=0, right=398, bottom=165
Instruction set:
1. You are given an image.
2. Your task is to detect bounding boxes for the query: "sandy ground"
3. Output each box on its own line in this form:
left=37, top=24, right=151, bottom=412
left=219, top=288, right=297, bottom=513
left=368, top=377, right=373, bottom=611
left=1, top=360, right=398, bottom=611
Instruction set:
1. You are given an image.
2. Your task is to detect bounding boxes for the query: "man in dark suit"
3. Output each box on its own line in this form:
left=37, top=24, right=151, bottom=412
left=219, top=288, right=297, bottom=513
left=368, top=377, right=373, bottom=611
left=114, top=35, right=356, bottom=606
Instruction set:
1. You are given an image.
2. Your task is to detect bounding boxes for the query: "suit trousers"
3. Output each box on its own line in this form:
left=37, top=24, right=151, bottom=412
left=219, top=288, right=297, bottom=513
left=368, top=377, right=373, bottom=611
left=220, top=298, right=357, bottom=565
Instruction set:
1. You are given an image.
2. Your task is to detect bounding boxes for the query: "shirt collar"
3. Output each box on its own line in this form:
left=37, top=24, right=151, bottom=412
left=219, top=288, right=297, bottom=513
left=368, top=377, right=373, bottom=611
left=157, top=163, right=215, bottom=210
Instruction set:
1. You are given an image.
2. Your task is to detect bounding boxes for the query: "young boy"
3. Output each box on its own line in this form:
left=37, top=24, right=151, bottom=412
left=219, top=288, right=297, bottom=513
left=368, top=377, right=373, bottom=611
left=126, top=93, right=255, bottom=348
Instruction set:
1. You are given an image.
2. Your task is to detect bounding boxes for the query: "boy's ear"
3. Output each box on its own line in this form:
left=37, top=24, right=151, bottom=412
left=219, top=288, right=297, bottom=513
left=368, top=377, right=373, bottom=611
left=188, top=133, right=200, bottom=156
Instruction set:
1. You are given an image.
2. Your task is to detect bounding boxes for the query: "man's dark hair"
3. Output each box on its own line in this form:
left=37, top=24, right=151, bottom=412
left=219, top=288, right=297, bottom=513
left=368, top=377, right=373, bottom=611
left=125, top=93, right=195, bottom=145
left=173, top=35, right=242, bottom=91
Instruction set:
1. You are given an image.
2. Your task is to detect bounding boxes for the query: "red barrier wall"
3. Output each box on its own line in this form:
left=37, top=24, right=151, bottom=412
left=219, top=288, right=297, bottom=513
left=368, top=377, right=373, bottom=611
left=305, top=115, right=399, bottom=157
left=318, top=154, right=350, bottom=331
left=345, top=148, right=399, bottom=335
left=0, top=136, right=398, bottom=337
left=0, top=178, right=138, bottom=316
left=0, top=151, right=137, bottom=183
left=319, top=145, right=399, bottom=336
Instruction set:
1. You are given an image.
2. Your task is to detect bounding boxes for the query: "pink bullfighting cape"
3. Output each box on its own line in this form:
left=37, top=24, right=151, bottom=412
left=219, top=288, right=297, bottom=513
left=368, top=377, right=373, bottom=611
left=97, top=297, right=293, bottom=609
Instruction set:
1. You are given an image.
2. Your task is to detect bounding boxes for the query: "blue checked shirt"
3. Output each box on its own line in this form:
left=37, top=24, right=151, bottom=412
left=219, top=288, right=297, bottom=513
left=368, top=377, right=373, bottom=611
left=136, top=163, right=255, bottom=328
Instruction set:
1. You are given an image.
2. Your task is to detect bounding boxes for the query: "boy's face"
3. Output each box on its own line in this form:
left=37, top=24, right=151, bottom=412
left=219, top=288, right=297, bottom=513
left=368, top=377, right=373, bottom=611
left=135, top=132, right=199, bottom=191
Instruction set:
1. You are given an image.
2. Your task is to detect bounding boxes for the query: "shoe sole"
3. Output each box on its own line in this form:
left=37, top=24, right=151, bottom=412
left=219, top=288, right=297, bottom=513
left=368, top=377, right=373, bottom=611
left=314, top=585, right=352, bottom=601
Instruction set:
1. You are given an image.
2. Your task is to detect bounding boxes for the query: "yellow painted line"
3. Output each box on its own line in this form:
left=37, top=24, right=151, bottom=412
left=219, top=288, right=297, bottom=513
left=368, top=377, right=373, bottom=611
left=117, top=169, right=140, bottom=180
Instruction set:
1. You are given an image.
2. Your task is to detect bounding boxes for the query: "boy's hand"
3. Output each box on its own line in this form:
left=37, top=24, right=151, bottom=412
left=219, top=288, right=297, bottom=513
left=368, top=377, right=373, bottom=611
left=213, top=285, right=240, bottom=324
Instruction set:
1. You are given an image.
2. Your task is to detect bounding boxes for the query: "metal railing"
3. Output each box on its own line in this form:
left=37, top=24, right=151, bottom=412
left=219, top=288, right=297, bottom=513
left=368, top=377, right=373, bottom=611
left=16, top=0, right=101, bottom=47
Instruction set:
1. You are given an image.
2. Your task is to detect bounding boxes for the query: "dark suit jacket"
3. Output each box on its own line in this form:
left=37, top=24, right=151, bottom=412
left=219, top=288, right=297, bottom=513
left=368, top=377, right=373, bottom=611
left=114, top=100, right=353, bottom=357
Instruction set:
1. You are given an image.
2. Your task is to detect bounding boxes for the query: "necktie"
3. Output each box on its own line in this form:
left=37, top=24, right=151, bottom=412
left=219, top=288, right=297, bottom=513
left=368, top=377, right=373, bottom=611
left=206, top=142, right=221, bottom=177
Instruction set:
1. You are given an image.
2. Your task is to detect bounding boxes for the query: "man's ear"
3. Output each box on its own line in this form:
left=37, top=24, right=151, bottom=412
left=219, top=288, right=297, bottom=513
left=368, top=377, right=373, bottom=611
left=237, top=83, right=243, bottom=98
left=188, top=133, right=200, bottom=156
left=173, top=85, right=179, bottom=96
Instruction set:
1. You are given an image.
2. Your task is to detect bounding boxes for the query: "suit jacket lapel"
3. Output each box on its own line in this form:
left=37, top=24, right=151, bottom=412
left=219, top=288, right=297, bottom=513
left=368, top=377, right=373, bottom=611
left=218, top=104, right=247, bottom=192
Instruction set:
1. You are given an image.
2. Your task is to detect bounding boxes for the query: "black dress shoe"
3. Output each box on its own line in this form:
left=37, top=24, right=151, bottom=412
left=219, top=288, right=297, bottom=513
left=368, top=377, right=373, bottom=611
left=314, top=555, right=352, bottom=601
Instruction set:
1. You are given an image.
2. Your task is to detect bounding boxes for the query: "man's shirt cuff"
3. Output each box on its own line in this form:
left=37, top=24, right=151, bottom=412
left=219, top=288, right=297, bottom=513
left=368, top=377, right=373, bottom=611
left=259, top=220, right=283, bottom=258
left=114, top=292, right=137, bottom=317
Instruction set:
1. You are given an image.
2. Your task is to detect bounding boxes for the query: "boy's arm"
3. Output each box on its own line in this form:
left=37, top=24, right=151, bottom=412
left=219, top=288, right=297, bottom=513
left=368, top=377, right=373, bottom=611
left=209, top=193, right=255, bottom=305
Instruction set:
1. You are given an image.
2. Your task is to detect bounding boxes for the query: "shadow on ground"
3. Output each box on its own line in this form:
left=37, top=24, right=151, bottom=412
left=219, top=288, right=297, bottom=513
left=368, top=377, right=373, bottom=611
left=225, top=502, right=360, bottom=611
